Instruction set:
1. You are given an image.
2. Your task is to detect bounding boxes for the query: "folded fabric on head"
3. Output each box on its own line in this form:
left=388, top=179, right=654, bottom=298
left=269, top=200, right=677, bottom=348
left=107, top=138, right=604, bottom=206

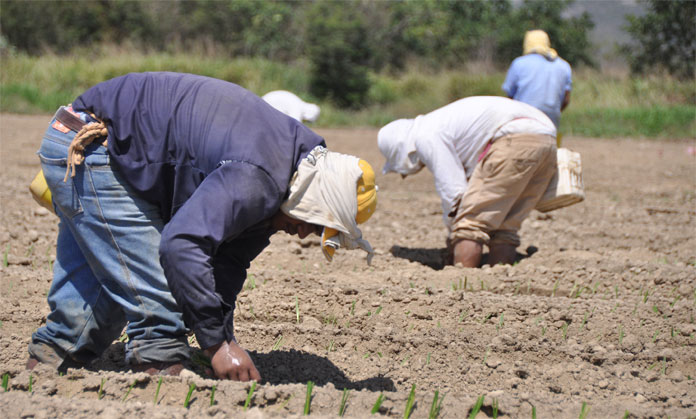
left=281, top=146, right=377, bottom=264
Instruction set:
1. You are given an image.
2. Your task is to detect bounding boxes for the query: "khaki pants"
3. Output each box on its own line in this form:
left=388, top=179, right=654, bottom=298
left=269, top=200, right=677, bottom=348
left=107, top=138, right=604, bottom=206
left=451, top=133, right=556, bottom=247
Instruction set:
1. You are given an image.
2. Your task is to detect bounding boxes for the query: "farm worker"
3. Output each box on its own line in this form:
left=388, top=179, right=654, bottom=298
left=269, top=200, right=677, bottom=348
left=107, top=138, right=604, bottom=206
left=378, top=96, right=556, bottom=268
left=27, top=72, right=377, bottom=381
left=262, top=90, right=321, bottom=123
left=502, top=29, right=572, bottom=129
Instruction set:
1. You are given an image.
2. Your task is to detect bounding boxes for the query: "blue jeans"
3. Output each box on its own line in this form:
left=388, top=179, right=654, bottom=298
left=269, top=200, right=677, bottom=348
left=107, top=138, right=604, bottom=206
left=29, top=112, right=190, bottom=366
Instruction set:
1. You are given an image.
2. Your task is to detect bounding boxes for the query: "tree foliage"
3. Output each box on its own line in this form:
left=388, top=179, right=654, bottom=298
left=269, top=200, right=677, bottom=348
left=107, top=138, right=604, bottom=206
left=0, top=0, right=598, bottom=106
left=622, top=0, right=695, bottom=79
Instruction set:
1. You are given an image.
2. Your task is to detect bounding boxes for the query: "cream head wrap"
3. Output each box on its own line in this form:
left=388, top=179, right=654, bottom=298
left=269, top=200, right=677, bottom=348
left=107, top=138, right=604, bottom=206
left=281, top=146, right=377, bottom=264
left=523, top=29, right=558, bottom=60
left=377, top=118, right=424, bottom=176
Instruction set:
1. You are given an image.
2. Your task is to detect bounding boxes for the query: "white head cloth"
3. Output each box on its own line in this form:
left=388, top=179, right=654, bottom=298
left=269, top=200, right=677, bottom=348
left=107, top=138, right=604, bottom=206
left=377, top=118, right=423, bottom=176
left=281, top=146, right=374, bottom=264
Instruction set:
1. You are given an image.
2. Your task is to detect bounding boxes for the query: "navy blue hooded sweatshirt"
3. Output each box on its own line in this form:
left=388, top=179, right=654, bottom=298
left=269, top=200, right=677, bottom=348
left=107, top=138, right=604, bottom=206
left=72, top=72, right=325, bottom=349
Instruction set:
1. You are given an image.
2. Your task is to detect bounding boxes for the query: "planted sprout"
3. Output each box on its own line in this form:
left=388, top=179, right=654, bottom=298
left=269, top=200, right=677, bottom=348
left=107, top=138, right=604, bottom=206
left=28, top=374, right=33, bottom=393
left=497, top=313, right=504, bottom=331
left=2, top=373, right=8, bottom=392
left=428, top=390, right=445, bottom=419
left=338, top=388, right=350, bottom=417
left=153, top=377, right=163, bottom=405
left=579, top=402, right=589, bottom=419
left=98, top=377, right=106, bottom=400
left=3, top=244, right=8, bottom=267
left=272, top=335, right=284, bottom=351
left=562, top=322, right=568, bottom=340
left=468, top=395, right=485, bottom=419
left=492, top=398, right=499, bottom=418
left=244, top=381, right=257, bottom=411
left=295, top=296, right=300, bottom=324
left=122, top=379, right=136, bottom=402
left=303, top=380, right=314, bottom=415
left=210, top=384, right=217, bottom=407
left=532, top=404, right=537, bottom=419
left=404, top=384, right=416, bottom=419
left=371, top=393, right=384, bottom=414
left=184, top=382, right=196, bottom=408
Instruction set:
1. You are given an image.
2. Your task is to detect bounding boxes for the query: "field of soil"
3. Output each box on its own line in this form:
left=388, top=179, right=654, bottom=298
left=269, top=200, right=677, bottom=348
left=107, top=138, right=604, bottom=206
left=1, top=113, right=694, bottom=418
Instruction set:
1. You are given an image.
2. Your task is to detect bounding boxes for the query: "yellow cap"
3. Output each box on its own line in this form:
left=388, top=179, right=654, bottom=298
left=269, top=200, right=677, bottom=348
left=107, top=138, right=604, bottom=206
left=29, top=170, right=55, bottom=213
left=321, top=159, right=377, bottom=261
left=356, top=159, right=377, bottom=224
left=523, top=30, right=557, bottom=59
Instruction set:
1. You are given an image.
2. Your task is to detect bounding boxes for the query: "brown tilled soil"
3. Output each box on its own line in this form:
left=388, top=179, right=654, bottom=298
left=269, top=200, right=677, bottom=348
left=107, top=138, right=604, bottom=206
left=1, top=113, right=695, bottom=418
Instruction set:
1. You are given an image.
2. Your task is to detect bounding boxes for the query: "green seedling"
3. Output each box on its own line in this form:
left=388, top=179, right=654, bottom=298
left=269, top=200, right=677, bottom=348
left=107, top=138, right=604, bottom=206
left=404, top=384, right=416, bottom=419
left=578, top=402, right=589, bottom=419
left=623, top=410, right=630, bottom=419
left=428, top=390, right=445, bottom=419
left=303, top=380, right=314, bottom=415
left=122, top=379, right=136, bottom=402
left=541, top=325, right=547, bottom=336
left=532, top=404, right=537, bottom=419
left=153, top=377, right=163, bottom=405
left=401, top=355, right=410, bottom=366
left=552, top=280, right=559, bottom=297
left=480, top=280, right=485, bottom=290
left=2, top=373, right=9, bottom=392
left=3, top=244, right=9, bottom=267
left=492, top=398, right=499, bottom=418
left=661, top=356, right=667, bottom=375
left=497, top=313, right=505, bottom=331
left=272, top=335, right=284, bottom=351
left=426, top=353, right=431, bottom=365
left=338, top=388, right=350, bottom=417
left=618, top=325, right=626, bottom=345
left=580, top=312, right=589, bottom=330
left=469, top=395, right=485, bottom=419
left=374, top=306, right=382, bottom=316
left=210, top=384, right=216, bottom=406
left=569, top=283, right=577, bottom=299
left=244, top=381, right=256, bottom=411
left=28, top=374, right=33, bottom=393
left=97, top=378, right=106, bottom=399
left=245, top=274, right=256, bottom=290
left=327, top=339, right=335, bottom=352
left=481, top=313, right=493, bottom=324
left=278, top=394, right=294, bottom=411
left=614, top=285, right=619, bottom=299
left=295, top=296, right=300, bottom=324
left=483, top=347, right=490, bottom=364
left=191, top=350, right=212, bottom=369
left=371, top=393, right=384, bottom=414
left=562, top=322, right=568, bottom=340
left=184, top=382, right=196, bottom=408
left=350, top=300, right=356, bottom=316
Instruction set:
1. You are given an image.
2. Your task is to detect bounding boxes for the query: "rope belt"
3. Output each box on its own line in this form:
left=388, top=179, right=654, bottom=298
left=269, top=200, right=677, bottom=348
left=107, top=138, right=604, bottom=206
left=56, top=106, right=109, bottom=182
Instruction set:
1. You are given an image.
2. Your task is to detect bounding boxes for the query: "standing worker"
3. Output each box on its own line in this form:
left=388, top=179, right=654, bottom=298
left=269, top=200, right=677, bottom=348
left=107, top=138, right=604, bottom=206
left=378, top=96, right=556, bottom=268
left=502, top=29, right=572, bottom=129
left=27, top=72, right=377, bottom=381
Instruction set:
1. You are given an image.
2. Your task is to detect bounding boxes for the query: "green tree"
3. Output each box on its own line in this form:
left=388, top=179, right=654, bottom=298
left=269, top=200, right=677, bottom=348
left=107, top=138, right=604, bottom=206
left=495, top=0, right=595, bottom=68
left=305, top=3, right=371, bottom=108
left=622, top=0, right=695, bottom=79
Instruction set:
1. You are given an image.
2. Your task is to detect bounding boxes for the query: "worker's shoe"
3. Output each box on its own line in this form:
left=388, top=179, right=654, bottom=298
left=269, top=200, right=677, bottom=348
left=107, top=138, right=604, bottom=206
left=129, top=361, right=185, bottom=376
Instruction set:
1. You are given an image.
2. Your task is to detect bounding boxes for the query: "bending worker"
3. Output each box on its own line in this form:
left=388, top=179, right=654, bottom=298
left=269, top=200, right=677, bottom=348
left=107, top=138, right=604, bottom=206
left=502, top=29, right=572, bottom=129
left=27, top=72, right=377, bottom=381
left=378, top=96, right=556, bottom=268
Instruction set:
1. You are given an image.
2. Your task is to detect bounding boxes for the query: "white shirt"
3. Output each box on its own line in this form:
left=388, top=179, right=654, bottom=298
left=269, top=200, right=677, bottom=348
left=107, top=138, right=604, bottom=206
left=378, top=96, right=556, bottom=229
left=262, top=90, right=320, bottom=123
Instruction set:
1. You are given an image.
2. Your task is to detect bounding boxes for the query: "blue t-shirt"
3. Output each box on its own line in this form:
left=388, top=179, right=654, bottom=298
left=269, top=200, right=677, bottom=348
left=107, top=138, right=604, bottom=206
left=501, top=54, right=572, bottom=128
left=73, top=72, right=325, bottom=348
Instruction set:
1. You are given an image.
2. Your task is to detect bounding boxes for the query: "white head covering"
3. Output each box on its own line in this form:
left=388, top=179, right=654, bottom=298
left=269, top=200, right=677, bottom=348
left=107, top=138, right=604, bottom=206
left=377, top=118, right=424, bottom=176
left=262, top=90, right=321, bottom=123
left=281, top=146, right=374, bottom=264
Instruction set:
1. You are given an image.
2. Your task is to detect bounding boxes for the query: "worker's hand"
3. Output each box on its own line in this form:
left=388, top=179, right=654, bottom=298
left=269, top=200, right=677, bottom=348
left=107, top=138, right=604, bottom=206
left=204, top=340, right=261, bottom=381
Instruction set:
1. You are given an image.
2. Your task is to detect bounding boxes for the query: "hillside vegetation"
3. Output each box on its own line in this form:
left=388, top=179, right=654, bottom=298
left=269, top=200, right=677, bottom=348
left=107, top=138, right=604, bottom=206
left=1, top=50, right=693, bottom=139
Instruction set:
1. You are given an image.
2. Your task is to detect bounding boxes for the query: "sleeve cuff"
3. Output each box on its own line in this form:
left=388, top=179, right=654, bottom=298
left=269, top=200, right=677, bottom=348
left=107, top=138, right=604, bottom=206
left=194, top=319, right=225, bottom=350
